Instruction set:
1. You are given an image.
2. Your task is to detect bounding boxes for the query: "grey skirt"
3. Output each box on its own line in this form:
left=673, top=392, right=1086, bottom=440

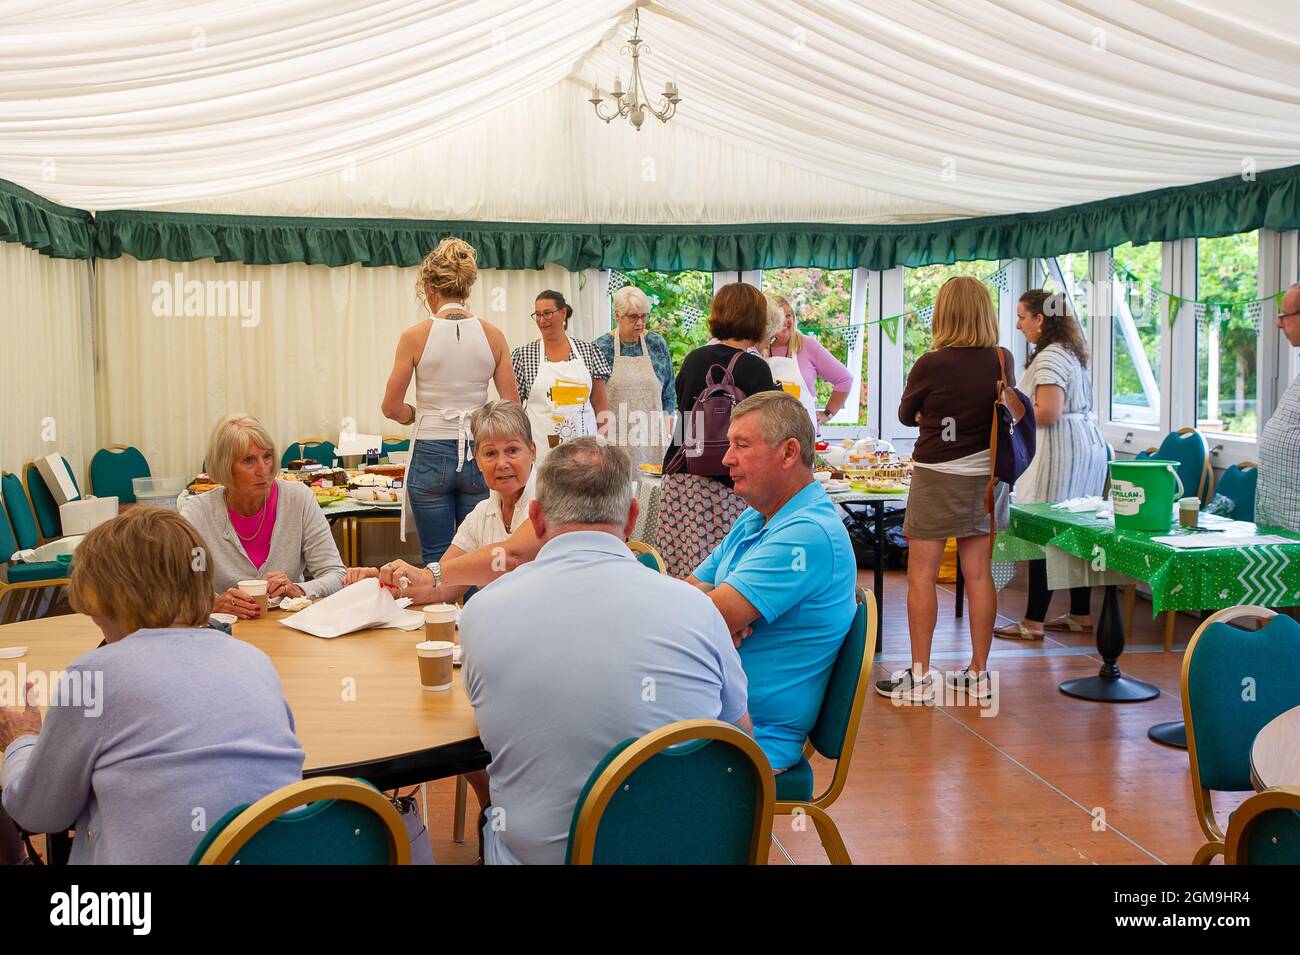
left=904, top=467, right=1010, bottom=540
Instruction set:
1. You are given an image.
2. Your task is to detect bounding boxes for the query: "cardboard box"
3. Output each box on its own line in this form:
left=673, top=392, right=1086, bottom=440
left=59, top=497, right=118, bottom=536
left=35, top=453, right=80, bottom=505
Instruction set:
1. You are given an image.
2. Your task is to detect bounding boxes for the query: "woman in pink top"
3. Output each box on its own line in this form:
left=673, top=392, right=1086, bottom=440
left=766, top=294, right=855, bottom=429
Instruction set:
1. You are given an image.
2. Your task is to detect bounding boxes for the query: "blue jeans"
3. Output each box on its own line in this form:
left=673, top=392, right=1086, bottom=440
left=407, top=439, right=488, bottom=565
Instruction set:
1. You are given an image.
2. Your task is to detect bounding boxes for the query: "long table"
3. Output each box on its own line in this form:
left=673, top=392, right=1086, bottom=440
left=999, top=504, right=1300, bottom=741
left=0, top=611, right=486, bottom=861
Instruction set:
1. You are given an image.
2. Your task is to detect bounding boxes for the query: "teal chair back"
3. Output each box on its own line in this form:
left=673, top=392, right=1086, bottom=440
left=1152, top=429, right=1212, bottom=503
left=281, top=440, right=337, bottom=469
left=24, top=465, right=64, bottom=540
left=1, top=474, right=40, bottom=551
left=635, top=551, right=662, bottom=572
left=1214, top=464, right=1257, bottom=522
left=566, top=720, right=774, bottom=864
left=0, top=498, right=18, bottom=563
left=89, top=446, right=151, bottom=504
left=809, top=589, right=869, bottom=760
left=1186, top=615, right=1300, bottom=793
left=382, top=438, right=410, bottom=456
left=189, top=778, right=407, bottom=865
left=1226, top=788, right=1300, bottom=864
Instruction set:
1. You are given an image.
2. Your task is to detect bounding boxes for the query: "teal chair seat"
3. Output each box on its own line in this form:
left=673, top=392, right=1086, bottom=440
left=774, top=758, right=815, bottom=802
left=7, top=561, right=69, bottom=583
left=89, top=446, right=151, bottom=504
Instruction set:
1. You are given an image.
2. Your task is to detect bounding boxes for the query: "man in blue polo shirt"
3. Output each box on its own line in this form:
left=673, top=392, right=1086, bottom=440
left=688, top=391, right=856, bottom=771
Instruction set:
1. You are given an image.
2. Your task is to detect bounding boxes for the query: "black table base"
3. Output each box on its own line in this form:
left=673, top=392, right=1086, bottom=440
left=1147, top=720, right=1188, bottom=748
left=1058, top=584, right=1160, bottom=703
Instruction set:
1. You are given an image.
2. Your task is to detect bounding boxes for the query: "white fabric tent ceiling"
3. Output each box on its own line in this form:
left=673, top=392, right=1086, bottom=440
left=3, top=0, right=1299, bottom=222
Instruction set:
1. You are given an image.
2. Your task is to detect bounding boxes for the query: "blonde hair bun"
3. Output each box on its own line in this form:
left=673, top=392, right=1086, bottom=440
left=416, top=236, right=478, bottom=306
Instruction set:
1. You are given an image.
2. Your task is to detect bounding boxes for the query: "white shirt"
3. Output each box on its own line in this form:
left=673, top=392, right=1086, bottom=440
left=450, top=472, right=537, bottom=553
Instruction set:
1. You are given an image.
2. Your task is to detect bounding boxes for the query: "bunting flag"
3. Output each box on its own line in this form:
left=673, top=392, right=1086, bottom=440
left=881, top=314, right=899, bottom=344
left=1192, top=302, right=1208, bottom=324
left=680, top=304, right=706, bottom=330
left=1246, top=299, right=1263, bottom=331
left=1167, top=293, right=1181, bottom=329
left=608, top=270, right=630, bottom=293
left=987, top=262, right=1012, bottom=293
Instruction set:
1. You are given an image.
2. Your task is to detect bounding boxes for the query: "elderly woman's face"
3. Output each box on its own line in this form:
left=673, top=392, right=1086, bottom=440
left=616, top=305, right=650, bottom=342
left=230, top=444, right=276, bottom=498
left=475, top=435, right=535, bottom=496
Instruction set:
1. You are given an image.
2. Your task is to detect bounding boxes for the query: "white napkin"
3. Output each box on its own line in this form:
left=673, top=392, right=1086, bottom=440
left=1051, top=496, right=1106, bottom=513
left=279, top=578, right=424, bottom=639
left=0, top=647, right=28, bottom=659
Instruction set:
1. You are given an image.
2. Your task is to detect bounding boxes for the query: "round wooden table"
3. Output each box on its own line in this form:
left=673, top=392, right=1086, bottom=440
left=0, top=612, right=486, bottom=790
left=1250, top=704, right=1300, bottom=791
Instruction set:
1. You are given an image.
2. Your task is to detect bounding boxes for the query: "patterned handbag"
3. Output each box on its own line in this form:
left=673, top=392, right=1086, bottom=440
left=986, top=348, right=1036, bottom=551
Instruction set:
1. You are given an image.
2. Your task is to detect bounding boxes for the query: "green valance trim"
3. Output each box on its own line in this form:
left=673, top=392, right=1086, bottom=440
left=92, top=209, right=601, bottom=270
left=0, top=179, right=94, bottom=259
left=600, top=164, right=1300, bottom=271
left=9, top=163, right=1300, bottom=270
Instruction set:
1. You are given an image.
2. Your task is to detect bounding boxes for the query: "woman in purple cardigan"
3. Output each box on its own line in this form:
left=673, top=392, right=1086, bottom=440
left=765, top=295, right=855, bottom=431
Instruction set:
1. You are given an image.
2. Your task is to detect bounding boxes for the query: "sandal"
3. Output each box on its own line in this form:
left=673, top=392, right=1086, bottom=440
left=993, top=621, right=1044, bottom=641
left=1043, top=614, right=1092, bottom=634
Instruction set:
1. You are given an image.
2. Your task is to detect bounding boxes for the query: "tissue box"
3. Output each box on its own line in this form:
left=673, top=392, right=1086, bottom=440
left=35, top=454, right=80, bottom=505
left=59, top=497, right=118, bottom=536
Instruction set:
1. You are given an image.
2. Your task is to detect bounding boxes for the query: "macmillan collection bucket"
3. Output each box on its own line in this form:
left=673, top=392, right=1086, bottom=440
left=1108, top=460, right=1184, bottom=532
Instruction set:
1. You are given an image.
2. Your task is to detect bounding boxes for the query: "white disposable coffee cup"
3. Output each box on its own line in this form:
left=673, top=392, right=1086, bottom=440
left=237, top=579, right=270, bottom=614
left=417, top=640, right=455, bottom=691
left=423, top=603, right=459, bottom=645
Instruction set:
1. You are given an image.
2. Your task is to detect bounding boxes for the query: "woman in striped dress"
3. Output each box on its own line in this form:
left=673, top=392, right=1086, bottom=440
left=995, top=290, right=1108, bottom=641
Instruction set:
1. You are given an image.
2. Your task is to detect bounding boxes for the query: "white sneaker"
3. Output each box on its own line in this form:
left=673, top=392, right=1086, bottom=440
left=945, top=667, right=993, bottom=701
left=875, top=667, right=935, bottom=703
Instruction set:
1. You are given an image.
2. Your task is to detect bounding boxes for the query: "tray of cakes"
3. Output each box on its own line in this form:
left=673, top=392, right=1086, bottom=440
left=347, top=471, right=403, bottom=506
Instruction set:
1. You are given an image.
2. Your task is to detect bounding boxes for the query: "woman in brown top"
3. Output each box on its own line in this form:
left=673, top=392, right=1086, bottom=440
left=876, top=276, right=1016, bottom=705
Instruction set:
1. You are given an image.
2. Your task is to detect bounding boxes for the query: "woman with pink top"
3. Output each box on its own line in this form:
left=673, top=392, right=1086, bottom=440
left=765, top=294, right=855, bottom=431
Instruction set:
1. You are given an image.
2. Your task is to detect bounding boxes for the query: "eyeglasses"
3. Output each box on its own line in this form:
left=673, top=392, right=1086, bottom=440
left=620, top=313, right=649, bottom=322
left=1280, top=310, right=1300, bottom=321
left=531, top=309, right=561, bottom=320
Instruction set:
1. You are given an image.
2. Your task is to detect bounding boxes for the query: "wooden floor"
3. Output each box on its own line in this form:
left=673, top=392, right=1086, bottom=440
left=418, top=564, right=1239, bottom=865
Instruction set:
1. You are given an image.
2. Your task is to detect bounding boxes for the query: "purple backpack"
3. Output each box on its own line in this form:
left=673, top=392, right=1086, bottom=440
left=670, top=353, right=746, bottom=478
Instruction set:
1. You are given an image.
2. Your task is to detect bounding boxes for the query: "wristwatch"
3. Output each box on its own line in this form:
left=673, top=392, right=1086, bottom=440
left=426, top=561, right=443, bottom=590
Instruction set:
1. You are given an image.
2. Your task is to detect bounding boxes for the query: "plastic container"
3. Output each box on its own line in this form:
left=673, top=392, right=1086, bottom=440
left=1108, top=460, right=1184, bottom=532
left=132, top=476, right=187, bottom=511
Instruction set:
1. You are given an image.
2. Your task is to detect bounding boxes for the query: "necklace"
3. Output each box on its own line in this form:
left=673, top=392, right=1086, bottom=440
left=231, top=496, right=270, bottom=541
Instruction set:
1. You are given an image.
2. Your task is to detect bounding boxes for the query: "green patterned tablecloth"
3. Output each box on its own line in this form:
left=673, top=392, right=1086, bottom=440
left=999, top=503, right=1300, bottom=614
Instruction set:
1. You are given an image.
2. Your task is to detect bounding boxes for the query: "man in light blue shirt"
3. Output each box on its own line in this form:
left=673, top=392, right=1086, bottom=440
left=688, top=392, right=856, bottom=771
left=461, top=438, right=750, bottom=865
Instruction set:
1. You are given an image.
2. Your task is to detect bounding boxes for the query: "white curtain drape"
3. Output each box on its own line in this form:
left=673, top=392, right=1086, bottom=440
left=0, top=241, right=96, bottom=487
left=93, top=255, right=607, bottom=479
left=5, top=1, right=1299, bottom=219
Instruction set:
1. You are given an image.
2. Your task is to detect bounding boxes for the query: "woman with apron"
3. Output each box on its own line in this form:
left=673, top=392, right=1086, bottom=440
left=511, top=290, right=611, bottom=464
left=381, top=237, right=519, bottom=565
left=595, top=285, right=676, bottom=476
left=765, top=293, right=855, bottom=433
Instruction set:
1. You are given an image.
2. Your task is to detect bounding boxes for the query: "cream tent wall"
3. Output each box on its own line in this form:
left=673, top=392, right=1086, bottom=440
left=4, top=1, right=1299, bottom=219
left=0, top=241, right=96, bottom=482
left=93, top=258, right=605, bottom=478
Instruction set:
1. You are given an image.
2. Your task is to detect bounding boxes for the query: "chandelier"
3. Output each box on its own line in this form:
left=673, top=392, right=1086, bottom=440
left=588, top=9, right=681, bottom=131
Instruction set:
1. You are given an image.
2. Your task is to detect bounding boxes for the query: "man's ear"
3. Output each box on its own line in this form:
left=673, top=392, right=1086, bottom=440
left=783, top=437, right=802, bottom=469
left=528, top=498, right=547, bottom=540
left=623, top=497, right=641, bottom=540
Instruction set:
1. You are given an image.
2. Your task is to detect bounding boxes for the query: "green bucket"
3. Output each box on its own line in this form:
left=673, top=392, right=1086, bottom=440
left=1109, top=460, right=1184, bottom=531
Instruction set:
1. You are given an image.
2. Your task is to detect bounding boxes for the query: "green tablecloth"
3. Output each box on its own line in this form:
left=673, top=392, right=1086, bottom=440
left=999, top=503, right=1300, bottom=614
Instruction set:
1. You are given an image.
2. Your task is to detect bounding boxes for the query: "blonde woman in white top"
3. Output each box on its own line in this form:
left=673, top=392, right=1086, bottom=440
left=382, top=238, right=520, bottom=564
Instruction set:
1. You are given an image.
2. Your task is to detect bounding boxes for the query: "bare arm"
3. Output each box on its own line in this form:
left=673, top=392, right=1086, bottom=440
left=378, top=519, right=543, bottom=594
left=382, top=323, right=425, bottom=423
left=821, top=387, right=851, bottom=421
left=1033, top=383, right=1066, bottom=427
left=685, top=574, right=714, bottom=594
left=484, top=322, right=521, bottom=403
left=590, top=379, right=609, bottom=437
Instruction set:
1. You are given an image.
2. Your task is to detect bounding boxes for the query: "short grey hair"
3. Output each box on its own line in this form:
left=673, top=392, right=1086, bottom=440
left=612, top=285, right=651, bottom=318
left=731, top=391, right=816, bottom=467
left=469, top=400, right=532, bottom=446
left=535, top=438, right=633, bottom=527
left=205, top=413, right=279, bottom=487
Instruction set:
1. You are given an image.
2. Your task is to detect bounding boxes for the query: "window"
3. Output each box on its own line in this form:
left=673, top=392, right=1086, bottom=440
left=611, top=269, right=713, bottom=367
left=1036, top=252, right=1090, bottom=337
left=1108, top=241, right=1162, bottom=427
left=1195, top=230, right=1259, bottom=438
left=903, top=260, right=999, bottom=377
left=759, top=268, right=863, bottom=423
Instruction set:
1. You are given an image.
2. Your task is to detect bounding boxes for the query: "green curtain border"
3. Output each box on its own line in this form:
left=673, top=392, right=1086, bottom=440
left=6, top=163, right=1300, bottom=270
left=0, top=178, right=94, bottom=259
